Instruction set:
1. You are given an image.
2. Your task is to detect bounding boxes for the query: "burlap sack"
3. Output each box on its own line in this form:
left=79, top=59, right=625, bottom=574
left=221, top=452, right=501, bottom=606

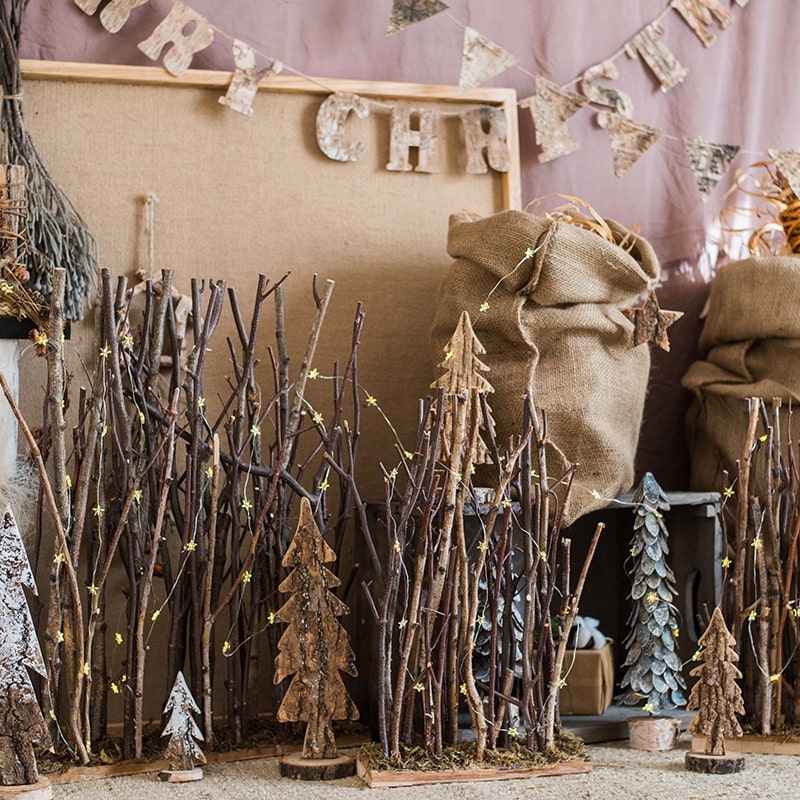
left=430, top=210, right=660, bottom=524
left=683, top=256, right=800, bottom=492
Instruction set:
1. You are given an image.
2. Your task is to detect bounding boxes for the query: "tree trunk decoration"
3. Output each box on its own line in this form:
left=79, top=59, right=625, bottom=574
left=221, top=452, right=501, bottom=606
left=274, top=497, right=358, bottom=759
left=687, top=607, right=745, bottom=755
left=616, top=472, right=687, bottom=713
left=0, top=507, right=51, bottom=786
left=161, top=671, right=206, bottom=775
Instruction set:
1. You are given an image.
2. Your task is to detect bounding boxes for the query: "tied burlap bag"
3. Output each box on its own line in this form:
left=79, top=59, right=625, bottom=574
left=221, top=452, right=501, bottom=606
left=430, top=210, right=660, bottom=524
left=683, top=256, right=800, bottom=492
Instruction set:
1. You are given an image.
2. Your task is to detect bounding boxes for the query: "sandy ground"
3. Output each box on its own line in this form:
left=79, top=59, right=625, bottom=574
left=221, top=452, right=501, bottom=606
left=48, top=734, right=799, bottom=800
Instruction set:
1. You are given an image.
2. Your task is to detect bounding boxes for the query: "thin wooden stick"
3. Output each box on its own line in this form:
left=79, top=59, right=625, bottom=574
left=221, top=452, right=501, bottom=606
left=0, top=371, right=90, bottom=764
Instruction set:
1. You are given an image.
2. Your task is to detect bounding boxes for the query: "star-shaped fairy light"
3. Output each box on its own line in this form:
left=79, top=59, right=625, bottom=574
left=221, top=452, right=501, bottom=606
left=620, top=290, right=683, bottom=351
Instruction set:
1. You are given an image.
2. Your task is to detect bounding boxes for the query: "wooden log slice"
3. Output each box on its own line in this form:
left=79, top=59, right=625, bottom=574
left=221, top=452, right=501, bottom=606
left=279, top=753, right=355, bottom=781
left=628, top=716, right=681, bottom=751
left=157, top=768, right=203, bottom=783
left=685, top=751, right=745, bottom=774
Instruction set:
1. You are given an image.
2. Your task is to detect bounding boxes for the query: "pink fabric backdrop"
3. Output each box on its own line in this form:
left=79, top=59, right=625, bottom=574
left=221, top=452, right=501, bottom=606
left=18, top=0, right=800, bottom=488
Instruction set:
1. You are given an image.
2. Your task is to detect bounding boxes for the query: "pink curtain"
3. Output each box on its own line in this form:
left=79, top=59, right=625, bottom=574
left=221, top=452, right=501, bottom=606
left=19, top=0, right=799, bottom=488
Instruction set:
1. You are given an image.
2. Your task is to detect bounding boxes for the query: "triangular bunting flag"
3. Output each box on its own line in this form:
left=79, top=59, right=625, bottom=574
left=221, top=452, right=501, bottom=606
left=768, top=149, right=800, bottom=199
left=522, top=76, right=588, bottom=163
left=683, top=136, right=740, bottom=199
left=387, top=0, right=449, bottom=35
left=459, top=26, right=517, bottom=93
left=597, top=112, right=661, bottom=177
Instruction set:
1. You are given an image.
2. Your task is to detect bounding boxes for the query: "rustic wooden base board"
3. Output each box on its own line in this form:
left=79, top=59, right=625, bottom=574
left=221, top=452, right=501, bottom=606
left=685, top=751, right=745, bottom=774
left=279, top=753, right=355, bottom=781
left=692, top=734, right=800, bottom=756
left=355, top=757, right=592, bottom=788
left=44, top=732, right=368, bottom=784
left=0, top=779, right=53, bottom=800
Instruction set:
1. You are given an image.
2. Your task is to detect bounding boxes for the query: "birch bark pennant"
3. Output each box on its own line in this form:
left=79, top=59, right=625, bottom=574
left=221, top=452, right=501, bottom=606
left=459, top=106, right=511, bottom=173
left=74, top=0, right=148, bottom=33
left=386, top=0, right=449, bottom=35
left=458, top=26, right=517, bottom=94
left=315, top=93, right=371, bottom=162
left=768, top=149, right=800, bottom=199
left=597, top=111, right=661, bottom=178
left=137, top=1, right=215, bottom=77
left=670, top=0, right=735, bottom=47
left=625, top=22, right=689, bottom=92
left=521, top=76, right=588, bottom=163
left=683, top=136, right=740, bottom=199
left=582, top=60, right=634, bottom=118
left=218, top=39, right=282, bottom=118
left=386, top=107, right=441, bottom=172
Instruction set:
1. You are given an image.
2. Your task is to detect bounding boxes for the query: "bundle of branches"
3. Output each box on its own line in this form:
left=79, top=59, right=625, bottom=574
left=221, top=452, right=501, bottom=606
left=9, top=265, right=362, bottom=764
left=718, top=398, right=800, bottom=734
left=0, top=0, right=97, bottom=319
left=353, top=311, right=602, bottom=765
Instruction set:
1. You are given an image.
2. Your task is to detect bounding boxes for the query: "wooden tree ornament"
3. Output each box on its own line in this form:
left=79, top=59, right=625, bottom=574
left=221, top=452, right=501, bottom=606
left=275, top=497, right=359, bottom=780
left=0, top=508, right=52, bottom=799
left=685, top=607, right=746, bottom=774
left=159, top=671, right=206, bottom=783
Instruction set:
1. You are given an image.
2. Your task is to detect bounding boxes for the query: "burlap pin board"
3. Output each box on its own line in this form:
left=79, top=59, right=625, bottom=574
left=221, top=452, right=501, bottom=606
left=431, top=210, right=660, bottom=523
left=17, top=60, right=520, bottom=504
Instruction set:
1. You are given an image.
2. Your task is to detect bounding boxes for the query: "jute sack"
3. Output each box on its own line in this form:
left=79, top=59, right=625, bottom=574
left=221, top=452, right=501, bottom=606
left=683, top=256, right=800, bottom=492
left=430, top=210, right=660, bottom=524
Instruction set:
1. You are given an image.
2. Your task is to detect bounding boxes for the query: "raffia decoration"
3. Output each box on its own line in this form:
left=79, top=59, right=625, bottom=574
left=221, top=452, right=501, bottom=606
left=524, top=194, right=639, bottom=253
left=721, top=161, right=800, bottom=256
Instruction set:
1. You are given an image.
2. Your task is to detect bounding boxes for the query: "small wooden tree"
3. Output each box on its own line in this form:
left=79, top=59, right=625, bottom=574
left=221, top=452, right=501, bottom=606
left=274, top=497, right=358, bottom=779
left=0, top=507, right=52, bottom=792
left=685, top=607, right=746, bottom=773
left=159, top=671, right=206, bottom=782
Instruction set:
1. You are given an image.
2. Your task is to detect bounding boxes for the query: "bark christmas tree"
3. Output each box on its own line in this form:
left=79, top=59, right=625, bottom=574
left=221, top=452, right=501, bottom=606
left=685, top=607, right=746, bottom=773
left=159, top=671, right=206, bottom=781
left=274, top=497, right=358, bottom=777
left=0, top=507, right=52, bottom=787
left=617, top=472, right=687, bottom=714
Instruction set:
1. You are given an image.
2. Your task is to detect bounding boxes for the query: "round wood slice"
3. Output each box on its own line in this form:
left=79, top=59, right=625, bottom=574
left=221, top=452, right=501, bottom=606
left=628, top=716, right=681, bottom=751
left=0, top=778, right=53, bottom=800
left=279, top=753, right=355, bottom=781
left=685, top=751, right=745, bottom=774
left=158, top=767, right=204, bottom=783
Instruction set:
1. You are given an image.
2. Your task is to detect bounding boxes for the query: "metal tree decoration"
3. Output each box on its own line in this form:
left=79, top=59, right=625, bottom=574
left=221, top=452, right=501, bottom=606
left=159, top=671, right=206, bottom=783
left=0, top=507, right=52, bottom=795
left=685, top=607, right=746, bottom=773
left=274, top=497, right=359, bottom=780
left=617, top=472, right=687, bottom=715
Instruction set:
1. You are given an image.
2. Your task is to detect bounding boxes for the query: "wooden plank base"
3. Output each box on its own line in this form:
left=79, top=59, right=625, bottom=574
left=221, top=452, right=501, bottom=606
left=356, top=757, right=592, bottom=788
left=692, top=734, right=800, bottom=755
left=279, top=753, right=355, bottom=781
left=0, top=779, right=53, bottom=800
left=158, top=768, right=203, bottom=782
left=685, top=751, right=745, bottom=774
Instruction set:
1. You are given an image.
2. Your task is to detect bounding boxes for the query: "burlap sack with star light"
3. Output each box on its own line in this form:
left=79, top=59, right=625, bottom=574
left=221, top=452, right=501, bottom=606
left=430, top=208, right=663, bottom=524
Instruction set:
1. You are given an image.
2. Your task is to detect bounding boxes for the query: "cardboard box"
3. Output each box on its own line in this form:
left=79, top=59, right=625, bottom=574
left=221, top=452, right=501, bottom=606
left=559, top=642, right=614, bottom=716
